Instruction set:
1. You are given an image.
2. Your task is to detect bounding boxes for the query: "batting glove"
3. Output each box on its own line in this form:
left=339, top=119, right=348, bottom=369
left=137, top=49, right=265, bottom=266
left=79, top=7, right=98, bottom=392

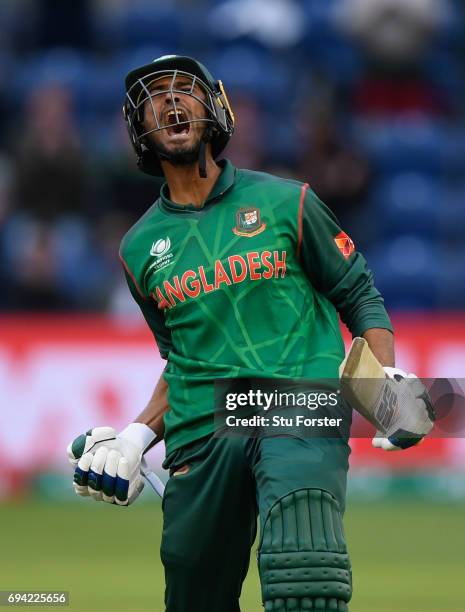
left=67, top=424, right=155, bottom=505
left=372, top=367, right=435, bottom=451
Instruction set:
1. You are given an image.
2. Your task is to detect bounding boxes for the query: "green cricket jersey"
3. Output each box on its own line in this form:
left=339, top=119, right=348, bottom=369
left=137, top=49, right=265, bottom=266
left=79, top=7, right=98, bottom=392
left=119, top=159, right=392, bottom=453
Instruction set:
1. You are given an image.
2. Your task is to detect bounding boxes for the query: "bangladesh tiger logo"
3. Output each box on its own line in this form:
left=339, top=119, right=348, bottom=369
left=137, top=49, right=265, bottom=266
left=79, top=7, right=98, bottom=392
left=232, top=207, right=266, bottom=237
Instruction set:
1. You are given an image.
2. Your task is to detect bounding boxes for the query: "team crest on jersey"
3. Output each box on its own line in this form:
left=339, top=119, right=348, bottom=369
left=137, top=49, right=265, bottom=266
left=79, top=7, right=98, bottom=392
left=232, top=207, right=266, bottom=237
left=334, top=231, right=355, bottom=259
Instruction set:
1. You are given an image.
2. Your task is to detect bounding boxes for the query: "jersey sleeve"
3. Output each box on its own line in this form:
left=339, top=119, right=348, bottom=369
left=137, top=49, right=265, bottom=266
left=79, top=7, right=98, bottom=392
left=298, top=187, right=393, bottom=337
left=122, top=268, right=174, bottom=360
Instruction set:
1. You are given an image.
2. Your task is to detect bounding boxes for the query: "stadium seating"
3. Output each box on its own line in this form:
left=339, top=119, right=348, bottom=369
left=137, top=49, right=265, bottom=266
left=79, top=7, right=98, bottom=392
left=1, top=0, right=465, bottom=310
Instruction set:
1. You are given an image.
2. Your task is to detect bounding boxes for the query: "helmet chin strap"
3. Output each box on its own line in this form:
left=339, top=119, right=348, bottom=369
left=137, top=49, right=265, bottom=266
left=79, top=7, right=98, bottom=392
left=198, top=139, right=207, bottom=178
left=198, top=126, right=214, bottom=179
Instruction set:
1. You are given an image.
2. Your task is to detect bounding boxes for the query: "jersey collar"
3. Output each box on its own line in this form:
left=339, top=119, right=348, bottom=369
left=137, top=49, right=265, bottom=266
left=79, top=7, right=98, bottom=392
left=159, top=159, right=236, bottom=213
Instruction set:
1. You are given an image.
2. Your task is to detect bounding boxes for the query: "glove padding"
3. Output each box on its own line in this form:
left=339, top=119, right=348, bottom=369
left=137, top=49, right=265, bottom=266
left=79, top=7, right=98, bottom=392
left=67, top=427, right=144, bottom=505
left=372, top=367, right=435, bottom=451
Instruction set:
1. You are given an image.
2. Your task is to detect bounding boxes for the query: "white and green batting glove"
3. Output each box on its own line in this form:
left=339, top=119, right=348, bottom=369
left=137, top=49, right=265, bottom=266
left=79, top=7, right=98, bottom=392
left=67, top=424, right=155, bottom=505
left=372, top=367, right=435, bottom=451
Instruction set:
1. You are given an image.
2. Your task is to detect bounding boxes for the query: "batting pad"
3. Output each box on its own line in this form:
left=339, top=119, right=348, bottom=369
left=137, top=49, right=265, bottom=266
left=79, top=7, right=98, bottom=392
left=259, top=489, right=352, bottom=611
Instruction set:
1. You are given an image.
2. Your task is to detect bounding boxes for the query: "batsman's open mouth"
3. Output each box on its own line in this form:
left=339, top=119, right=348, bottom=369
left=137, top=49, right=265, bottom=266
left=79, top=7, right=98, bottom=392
left=165, top=109, right=190, bottom=136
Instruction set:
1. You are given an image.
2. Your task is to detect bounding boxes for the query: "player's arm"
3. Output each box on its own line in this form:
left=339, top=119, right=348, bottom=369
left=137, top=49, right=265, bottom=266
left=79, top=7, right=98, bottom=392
left=120, top=264, right=174, bottom=446
left=133, top=369, right=169, bottom=449
left=362, top=327, right=394, bottom=367
left=66, top=261, right=173, bottom=504
left=121, top=264, right=173, bottom=446
left=298, top=186, right=393, bottom=341
left=298, top=187, right=434, bottom=449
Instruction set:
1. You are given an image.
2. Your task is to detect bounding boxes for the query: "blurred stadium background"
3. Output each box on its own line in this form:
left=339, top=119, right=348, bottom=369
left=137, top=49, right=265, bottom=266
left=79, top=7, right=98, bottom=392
left=1, top=0, right=465, bottom=610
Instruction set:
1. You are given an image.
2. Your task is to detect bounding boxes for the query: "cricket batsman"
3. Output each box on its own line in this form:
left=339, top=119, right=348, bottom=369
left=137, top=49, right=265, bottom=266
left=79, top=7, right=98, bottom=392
left=67, top=55, right=435, bottom=611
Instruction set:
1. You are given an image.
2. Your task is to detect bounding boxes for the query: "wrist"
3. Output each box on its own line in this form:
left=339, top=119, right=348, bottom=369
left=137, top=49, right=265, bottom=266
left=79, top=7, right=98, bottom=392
left=118, top=422, right=156, bottom=452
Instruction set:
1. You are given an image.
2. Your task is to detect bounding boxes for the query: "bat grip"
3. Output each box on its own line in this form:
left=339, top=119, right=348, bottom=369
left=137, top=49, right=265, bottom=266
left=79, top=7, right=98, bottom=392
left=141, top=457, right=165, bottom=499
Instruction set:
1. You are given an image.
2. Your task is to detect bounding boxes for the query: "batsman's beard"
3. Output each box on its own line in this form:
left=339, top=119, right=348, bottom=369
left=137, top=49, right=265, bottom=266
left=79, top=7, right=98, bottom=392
left=148, top=126, right=209, bottom=167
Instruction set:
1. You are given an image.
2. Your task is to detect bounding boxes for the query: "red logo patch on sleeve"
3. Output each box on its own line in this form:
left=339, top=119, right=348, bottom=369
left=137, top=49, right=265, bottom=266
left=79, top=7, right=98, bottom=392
left=334, top=231, right=355, bottom=259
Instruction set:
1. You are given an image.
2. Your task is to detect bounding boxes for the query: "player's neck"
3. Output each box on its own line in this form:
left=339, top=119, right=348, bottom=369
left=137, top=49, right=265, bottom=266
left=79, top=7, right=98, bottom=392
left=162, top=157, right=222, bottom=207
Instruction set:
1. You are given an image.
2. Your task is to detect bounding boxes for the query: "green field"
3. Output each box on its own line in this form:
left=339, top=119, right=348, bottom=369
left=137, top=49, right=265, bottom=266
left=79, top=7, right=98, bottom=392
left=1, top=498, right=464, bottom=612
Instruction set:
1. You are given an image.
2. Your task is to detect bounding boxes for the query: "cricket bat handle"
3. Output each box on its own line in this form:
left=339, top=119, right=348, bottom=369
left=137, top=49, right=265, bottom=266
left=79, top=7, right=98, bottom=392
left=141, top=457, right=165, bottom=499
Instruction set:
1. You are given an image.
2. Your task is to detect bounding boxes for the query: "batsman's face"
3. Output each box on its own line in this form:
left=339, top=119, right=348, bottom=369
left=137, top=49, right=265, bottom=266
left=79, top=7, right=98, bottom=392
left=141, top=75, right=209, bottom=153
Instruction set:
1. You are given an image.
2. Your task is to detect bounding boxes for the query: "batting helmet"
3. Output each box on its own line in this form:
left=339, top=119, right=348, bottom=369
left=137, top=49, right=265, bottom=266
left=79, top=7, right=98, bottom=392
left=123, top=55, right=235, bottom=177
